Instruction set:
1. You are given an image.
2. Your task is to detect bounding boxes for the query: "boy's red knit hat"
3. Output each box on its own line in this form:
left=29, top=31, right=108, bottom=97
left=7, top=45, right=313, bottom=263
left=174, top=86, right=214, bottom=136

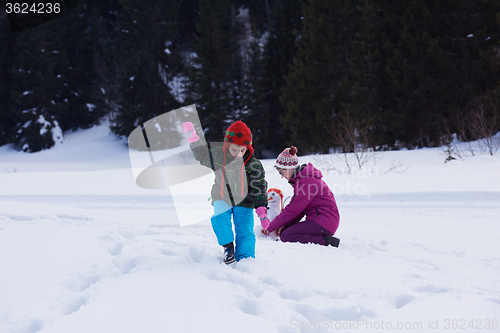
left=221, top=120, right=254, bottom=197
left=223, top=120, right=254, bottom=165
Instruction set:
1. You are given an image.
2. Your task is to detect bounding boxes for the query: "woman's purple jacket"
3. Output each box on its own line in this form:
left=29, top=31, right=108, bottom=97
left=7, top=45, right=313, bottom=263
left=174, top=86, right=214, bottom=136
left=267, top=163, right=340, bottom=235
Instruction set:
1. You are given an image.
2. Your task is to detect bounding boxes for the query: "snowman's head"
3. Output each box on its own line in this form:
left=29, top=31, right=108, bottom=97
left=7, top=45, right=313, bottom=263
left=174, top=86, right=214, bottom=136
left=267, top=188, right=283, bottom=210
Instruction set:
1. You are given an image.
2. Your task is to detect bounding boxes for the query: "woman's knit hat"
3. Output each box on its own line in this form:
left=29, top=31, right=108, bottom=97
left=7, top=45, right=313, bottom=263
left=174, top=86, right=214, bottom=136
left=275, top=146, right=298, bottom=169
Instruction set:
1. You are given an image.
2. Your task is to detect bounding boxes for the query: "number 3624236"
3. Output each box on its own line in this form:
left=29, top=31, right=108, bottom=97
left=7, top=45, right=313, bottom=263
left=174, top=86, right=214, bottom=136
left=5, top=3, right=61, bottom=14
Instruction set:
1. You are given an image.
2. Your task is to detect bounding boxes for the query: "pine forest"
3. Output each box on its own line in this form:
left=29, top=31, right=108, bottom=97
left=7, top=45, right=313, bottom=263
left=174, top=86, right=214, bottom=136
left=1, top=0, right=499, bottom=157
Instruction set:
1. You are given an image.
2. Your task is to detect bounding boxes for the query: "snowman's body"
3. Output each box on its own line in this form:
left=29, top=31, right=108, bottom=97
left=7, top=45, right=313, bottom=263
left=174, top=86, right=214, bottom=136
left=261, top=188, right=283, bottom=239
left=267, top=189, right=283, bottom=221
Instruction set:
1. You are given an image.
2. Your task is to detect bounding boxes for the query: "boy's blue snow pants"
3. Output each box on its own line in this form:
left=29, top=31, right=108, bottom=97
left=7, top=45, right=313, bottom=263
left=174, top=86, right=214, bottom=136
left=211, top=200, right=255, bottom=261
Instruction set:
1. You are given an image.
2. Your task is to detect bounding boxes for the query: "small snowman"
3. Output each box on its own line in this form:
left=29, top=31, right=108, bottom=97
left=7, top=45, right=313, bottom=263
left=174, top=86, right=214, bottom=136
left=261, top=188, right=283, bottom=238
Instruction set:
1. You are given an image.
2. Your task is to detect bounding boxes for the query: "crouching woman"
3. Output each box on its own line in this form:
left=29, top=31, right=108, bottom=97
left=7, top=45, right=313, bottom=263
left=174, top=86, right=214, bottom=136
left=266, top=146, right=340, bottom=247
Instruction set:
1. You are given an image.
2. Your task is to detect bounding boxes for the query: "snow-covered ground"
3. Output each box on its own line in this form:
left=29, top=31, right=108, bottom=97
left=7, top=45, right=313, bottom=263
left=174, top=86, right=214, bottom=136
left=1, top=121, right=499, bottom=333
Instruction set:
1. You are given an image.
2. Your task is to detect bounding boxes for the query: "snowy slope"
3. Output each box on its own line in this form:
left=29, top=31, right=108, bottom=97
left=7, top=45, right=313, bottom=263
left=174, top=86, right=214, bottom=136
left=0, top=121, right=499, bottom=333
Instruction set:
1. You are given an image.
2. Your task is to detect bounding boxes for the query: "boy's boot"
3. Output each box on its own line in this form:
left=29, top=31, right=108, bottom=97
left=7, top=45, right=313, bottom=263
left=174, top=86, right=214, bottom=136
left=223, top=242, right=236, bottom=264
left=324, top=234, right=340, bottom=248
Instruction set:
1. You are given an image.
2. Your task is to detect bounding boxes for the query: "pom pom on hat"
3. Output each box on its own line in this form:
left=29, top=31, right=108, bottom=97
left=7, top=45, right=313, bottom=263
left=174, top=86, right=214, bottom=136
left=275, top=146, right=299, bottom=169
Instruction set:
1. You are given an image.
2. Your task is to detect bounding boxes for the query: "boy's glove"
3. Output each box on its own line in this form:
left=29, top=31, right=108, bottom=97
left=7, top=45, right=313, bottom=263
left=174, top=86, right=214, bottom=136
left=182, top=121, right=200, bottom=143
left=256, top=206, right=270, bottom=230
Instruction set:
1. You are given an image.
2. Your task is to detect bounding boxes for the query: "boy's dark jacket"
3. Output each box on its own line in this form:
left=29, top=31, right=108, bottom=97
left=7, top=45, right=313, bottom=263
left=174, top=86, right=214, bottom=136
left=189, top=140, right=268, bottom=209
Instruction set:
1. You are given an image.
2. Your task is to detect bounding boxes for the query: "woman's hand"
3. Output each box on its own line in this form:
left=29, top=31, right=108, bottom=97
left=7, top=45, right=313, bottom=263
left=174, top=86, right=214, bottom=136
left=274, top=226, right=284, bottom=237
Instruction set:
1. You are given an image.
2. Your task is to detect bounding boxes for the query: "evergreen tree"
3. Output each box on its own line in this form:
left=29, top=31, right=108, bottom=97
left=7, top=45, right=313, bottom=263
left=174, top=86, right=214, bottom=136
left=376, top=0, right=500, bottom=148
left=245, top=0, right=304, bottom=157
left=177, top=0, right=200, bottom=47
left=242, top=30, right=268, bottom=156
left=0, top=12, right=17, bottom=146
left=479, top=0, right=500, bottom=137
left=3, top=0, right=498, bottom=152
left=54, top=0, right=110, bottom=131
left=84, top=0, right=123, bottom=123
left=347, top=0, right=384, bottom=146
left=3, top=2, right=122, bottom=151
left=112, top=0, right=183, bottom=148
left=240, top=0, right=275, bottom=34
left=9, top=20, right=68, bottom=152
left=282, top=0, right=500, bottom=151
left=379, top=1, right=452, bottom=147
left=281, top=0, right=359, bottom=153
left=185, top=0, right=242, bottom=142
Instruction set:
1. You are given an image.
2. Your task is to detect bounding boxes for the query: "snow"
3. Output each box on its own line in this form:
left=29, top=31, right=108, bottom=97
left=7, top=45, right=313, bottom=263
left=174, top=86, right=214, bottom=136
left=37, top=115, right=51, bottom=135
left=86, top=103, right=96, bottom=112
left=0, top=121, right=499, bottom=333
left=168, top=75, right=187, bottom=103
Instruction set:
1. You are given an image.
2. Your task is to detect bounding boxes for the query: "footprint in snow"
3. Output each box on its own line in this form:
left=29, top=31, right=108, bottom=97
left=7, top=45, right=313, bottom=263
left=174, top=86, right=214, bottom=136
left=294, top=303, right=377, bottom=323
left=118, top=229, right=135, bottom=240
left=408, top=273, right=422, bottom=279
left=416, top=284, right=449, bottom=293
left=61, top=296, right=88, bottom=315
left=313, top=289, right=349, bottom=300
left=207, top=271, right=264, bottom=298
left=407, top=259, right=440, bottom=271
left=63, top=273, right=100, bottom=292
left=370, top=243, right=387, bottom=251
left=5, top=214, right=37, bottom=221
left=278, top=288, right=309, bottom=301
left=188, top=245, right=205, bottom=263
left=56, top=214, right=94, bottom=222
left=394, top=294, right=415, bottom=309
left=233, top=258, right=254, bottom=273
left=113, top=257, right=140, bottom=275
left=238, top=298, right=262, bottom=316
left=161, top=248, right=181, bottom=256
left=108, top=242, right=124, bottom=256
left=12, top=318, right=43, bottom=333
left=259, top=275, right=283, bottom=287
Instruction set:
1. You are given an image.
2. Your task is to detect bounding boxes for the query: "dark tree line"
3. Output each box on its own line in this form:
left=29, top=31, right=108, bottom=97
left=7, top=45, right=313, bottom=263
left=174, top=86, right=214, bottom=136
left=1, top=0, right=499, bottom=156
left=282, top=0, right=500, bottom=152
